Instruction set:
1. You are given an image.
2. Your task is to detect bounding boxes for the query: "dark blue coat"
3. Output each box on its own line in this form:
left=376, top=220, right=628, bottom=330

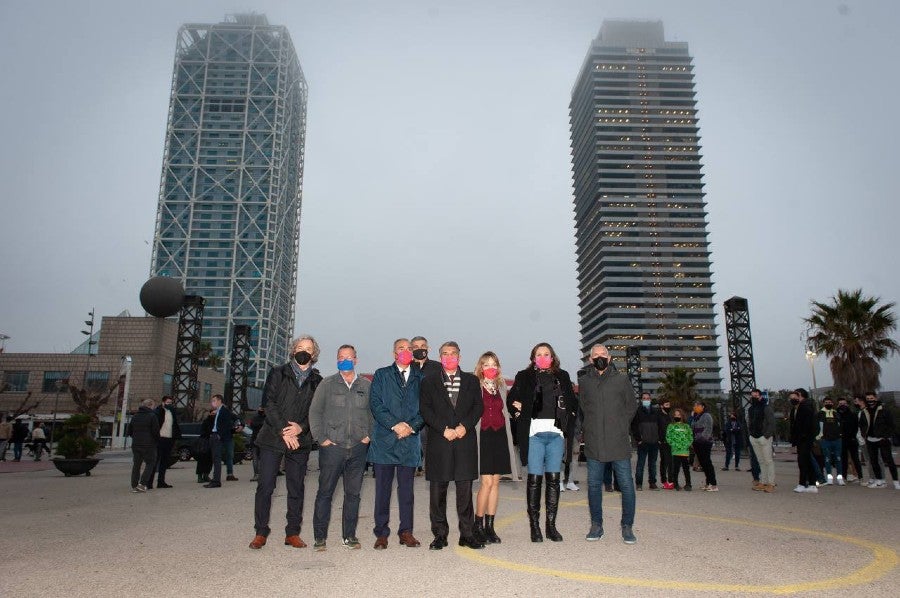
left=367, top=363, right=424, bottom=467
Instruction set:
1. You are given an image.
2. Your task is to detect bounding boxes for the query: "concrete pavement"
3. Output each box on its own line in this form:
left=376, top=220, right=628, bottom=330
left=0, top=450, right=897, bottom=597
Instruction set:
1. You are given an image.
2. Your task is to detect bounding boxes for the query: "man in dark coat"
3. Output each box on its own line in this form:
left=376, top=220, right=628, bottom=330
left=204, top=393, right=235, bottom=488
left=789, top=388, right=819, bottom=493
left=419, top=341, right=484, bottom=550
left=151, top=395, right=181, bottom=488
left=129, top=398, right=160, bottom=492
left=411, top=335, right=442, bottom=476
left=249, top=335, right=322, bottom=549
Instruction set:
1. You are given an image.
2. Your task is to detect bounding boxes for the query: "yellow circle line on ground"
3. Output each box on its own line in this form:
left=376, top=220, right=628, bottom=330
left=456, top=499, right=898, bottom=594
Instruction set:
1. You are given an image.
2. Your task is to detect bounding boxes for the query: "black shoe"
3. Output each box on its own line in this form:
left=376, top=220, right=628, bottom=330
left=484, top=515, right=501, bottom=544
left=473, top=516, right=487, bottom=545
left=429, top=536, right=448, bottom=550
left=157, top=482, right=173, bottom=489
left=544, top=472, right=563, bottom=542
left=203, top=481, right=221, bottom=488
left=684, top=484, right=692, bottom=491
left=458, top=536, right=485, bottom=549
left=526, top=474, right=543, bottom=542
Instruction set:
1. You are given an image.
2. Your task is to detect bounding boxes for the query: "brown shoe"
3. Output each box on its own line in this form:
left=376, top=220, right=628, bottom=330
left=764, top=484, right=776, bottom=493
left=284, top=535, right=307, bottom=548
left=398, top=531, right=421, bottom=547
left=752, top=481, right=764, bottom=491
left=374, top=536, right=388, bottom=550
left=249, top=535, right=267, bottom=549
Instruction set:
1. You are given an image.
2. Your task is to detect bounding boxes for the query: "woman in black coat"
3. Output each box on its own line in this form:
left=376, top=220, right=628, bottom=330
left=506, top=342, right=577, bottom=543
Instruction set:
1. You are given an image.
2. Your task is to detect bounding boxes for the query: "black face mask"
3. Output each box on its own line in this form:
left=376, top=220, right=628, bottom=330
left=866, top=401, right=877, bottom=409
left=824, top=404, right=834, bottom=410
left=790, top=398, right=800, bottom=405
left=294, top=350, right=312, bottom=366
left=593, top=356, right=609, bottom=370
left=412, top=348, right=428, bottom=361
left=838, top=405, right=848, bottom=411
left=674, top=417, right=682, bottom=422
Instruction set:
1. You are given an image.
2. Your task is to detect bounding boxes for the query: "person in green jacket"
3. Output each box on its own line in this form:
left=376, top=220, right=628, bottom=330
left=665, top=408, right=694, bottom=491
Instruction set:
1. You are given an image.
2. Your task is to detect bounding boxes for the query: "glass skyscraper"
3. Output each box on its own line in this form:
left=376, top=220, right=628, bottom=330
left=151, top=14, right=307, bottom=386
left=569, top=21, right=722, bottom=396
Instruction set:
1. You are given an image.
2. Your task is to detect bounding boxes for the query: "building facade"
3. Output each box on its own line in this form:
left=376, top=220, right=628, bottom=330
left=569, top=21, right=722, bottom=396
left=151, top=14, right=308, bottom=386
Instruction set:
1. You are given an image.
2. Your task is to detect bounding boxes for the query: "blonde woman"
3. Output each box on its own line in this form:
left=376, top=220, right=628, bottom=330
left=473, top=352, right=512, bottom=544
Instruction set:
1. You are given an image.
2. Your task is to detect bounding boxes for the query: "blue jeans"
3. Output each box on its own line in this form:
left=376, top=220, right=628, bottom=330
left=313, top=443, right=368, bottom=540
left=527, top=433, right=564, bottom=475
left=635, top=443, right=659, bottom=485
left=819, top=439, right=842, bottom=476
left=587, top=459, right=636, bottom=527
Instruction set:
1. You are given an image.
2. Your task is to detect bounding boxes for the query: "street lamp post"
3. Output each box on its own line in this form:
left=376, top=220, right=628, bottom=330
left=805, top=349, right=818, bottom=398
left=49, top=377, right=69, bottom=455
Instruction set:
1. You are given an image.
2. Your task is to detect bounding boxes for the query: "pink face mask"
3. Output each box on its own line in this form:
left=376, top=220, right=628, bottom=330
left=441, top=355, right=460, bottom=371
left=396, top=350, right=413, bottom=366
left=535, top=355, right=552, bottom=370
left=482, top=367, right=499, bottom=380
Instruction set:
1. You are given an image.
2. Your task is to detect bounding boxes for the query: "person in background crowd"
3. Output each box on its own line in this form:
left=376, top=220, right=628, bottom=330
left=789, top=388, right=819, bottom=494
left=472, top=351, right=512, bottom=544
left=29, top=422, right=48, bottom=461
left=205, top=394, right=235, bottom=488
left=0, top=415, right=13, bottom=461
left=151, top=395, right=181, bottom=489
left=11, top=418, right=28, bottom=462
left=859, top=392, right=899, bottom=490
left=747, top=388, right=776, bottom=493
left=691, top=401, right=718, bottom=492
left=561, top=403, right=582, bottom=492
left=129, top=398, right=159, bottom=492
left=411, top=336, right=442, bottom=477
left=631, top=392, right=662, bottom=490
left=196, top=408, right=215, bottom=483
left=817, top=397, right=843, bottom=485
left=665, top=408, right=693, bottom=491
left=837, top=397, right=862, bottom=484
left=507, top=342, right=577, bottom=543
left=657, top=399, right=673, bottom=489
left=722, top=413, right=742, bottom=471
left=853, top=395, right=873, bottom=484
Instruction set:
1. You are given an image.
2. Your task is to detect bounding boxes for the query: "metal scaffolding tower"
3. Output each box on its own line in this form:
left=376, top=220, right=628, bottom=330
left=172, top=295, right=205, bottom=418
left=724, top=296, right=757, bottom=417
left=226, top=324, right=252, bottom=416
left=626, top=346, right=643, bottom=397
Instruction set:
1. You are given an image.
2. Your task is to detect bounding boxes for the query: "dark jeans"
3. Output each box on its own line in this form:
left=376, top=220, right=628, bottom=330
left=131, top=445, right=157, bottom=488
left=724, top=441, right=742, bottom=469
left=254, top=447, right=310, bottom=537
left=210, top=433, right=224, bottom=483
left=13, top=442, right=23, bottom=461
left=670, top=455, right=692, bottom=487
left=635, top=443, right=659, bottom=485
left=747, top=440, right=761, bottom=481
left=867, top=440, right=898, bottom=481
left=796, top=440, right=814, bottom=486
left=373, top=463, right=416, bottom=538
left=429, top=480, right=475, bottom=539
left=587, top=459, right=636, bottom=527
left=313, top=443, right=367, bottom=540
left=694, top=442, right=716, bottom=486
left=658, top=443, right=672, bottom=484
left=841, top=437, right=862, bottom=478
left=155, top=437, right=174, bottom=484
left=819, top=438, right=842, bottom=476
left=223, top=437, right=235, bottom=475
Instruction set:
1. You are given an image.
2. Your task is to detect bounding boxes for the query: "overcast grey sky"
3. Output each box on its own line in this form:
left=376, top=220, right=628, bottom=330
left=1, top=0, right=898, bottom=392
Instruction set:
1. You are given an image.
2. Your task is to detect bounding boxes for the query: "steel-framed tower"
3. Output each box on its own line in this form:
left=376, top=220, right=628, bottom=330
left=569, top=21, right=722, bottom=396
left=151, top=14, right=307, bottom=386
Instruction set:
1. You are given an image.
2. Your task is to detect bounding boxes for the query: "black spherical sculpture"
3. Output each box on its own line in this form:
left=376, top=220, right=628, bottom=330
left=140, top=277, right=185, bottom=318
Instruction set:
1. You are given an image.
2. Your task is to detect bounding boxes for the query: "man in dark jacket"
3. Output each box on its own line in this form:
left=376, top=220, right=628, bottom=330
left=249, top=335, right=322, bottom=549
left=631, top=393, right=662, bottom=490
left=722, top=413, right=743, bottom=471
left=205, top=393, right=235, bottom=488
left=860, top=392, right=898, bottom=489
left=129, top=399, right=160, bottom=492
left=419, top=341, right=484, bottom=550
left=11, top=419, right=29, bottom=462
left=151, top=395, right=181, bottom=489
left=789, top=388, right=819, bottom=493
left=411, top=335, right=442, bottom=476
left=579, top=344, right=638, bottom=544
left=747, top=389, right=776, bottom=492
left=837, top=397, right=862, bottom=483
left=657, top=399, right=673, bottom=488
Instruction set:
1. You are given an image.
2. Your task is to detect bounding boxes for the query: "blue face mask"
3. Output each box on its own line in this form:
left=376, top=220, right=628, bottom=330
left=641, top=400, right=651, bottom=408
left=337, top=359, right=354, bottom=372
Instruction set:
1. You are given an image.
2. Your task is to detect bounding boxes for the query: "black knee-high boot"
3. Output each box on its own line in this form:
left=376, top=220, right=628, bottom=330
left=526, top=474, right=543, bottom=542
left=544, top=472, right=563, bottom=541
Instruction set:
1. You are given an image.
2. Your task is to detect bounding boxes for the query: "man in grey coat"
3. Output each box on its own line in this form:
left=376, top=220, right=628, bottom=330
left=129, top=398, right=160, bottom=492
left=578, top=344, right=638, bottom=544
left=309, top=344, right=373, bottom=551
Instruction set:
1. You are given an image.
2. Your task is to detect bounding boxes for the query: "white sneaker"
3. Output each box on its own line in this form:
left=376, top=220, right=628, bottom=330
left=846, top=475, right=858, bottom=483
left=793, top=484, right=806, bottom=493
left=566, top=481, right=580, bottom=491
left=805, top=485, right=819, bottom=493
left=868, top=480, right=886, bottom=489
left=826, top=474, right=834, bottom=485
left=837, top=475, right=845, bottom=486
left=559, top=481, right=566, bottom=492
left=894, top=481, right=900, bottom=490
left=867, top=479, right=875, bottom=486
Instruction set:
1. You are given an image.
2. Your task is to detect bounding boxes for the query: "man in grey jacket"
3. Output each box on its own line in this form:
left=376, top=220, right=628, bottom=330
left=309, top=344, right=373, bottom=551
left=578, top=344, right=638, bottom=544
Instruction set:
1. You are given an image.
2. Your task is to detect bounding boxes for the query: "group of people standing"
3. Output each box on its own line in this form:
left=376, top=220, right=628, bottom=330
left=248, top=336, right=643, bottom=553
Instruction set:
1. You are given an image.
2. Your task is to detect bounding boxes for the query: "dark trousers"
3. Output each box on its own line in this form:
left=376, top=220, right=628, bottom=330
left=670, top=455, right=692, bottom=487
left=724, top=440, right=742, bottom=469
left=429, top=480, right=474, bottom=539
left=841, top=437, right=862, bottom=478
left=131, top=445, right=157, bottom=488
left=155, top=437, right=174, bottom=484
left=254, top=447, right=310, bottom=537
left=313, top=443, right=367, bottom=540
left=373, top=463, right=415, bottom=538
left=223, top=437, right=235, bottom=475
left=210, top=433, right=224, bottom=483
left=13, top=442, right=23, bottom=461
left=867, top=440, right=898, bottom=481
left=748, top=440, right=761, bottom=481
left=796, top=440, right=814, bottom=486
left=694, top=442, right=716, bottom=486
left=635, top=442, right=659, bottom=485
left=658, top=443, right=672, bottom=484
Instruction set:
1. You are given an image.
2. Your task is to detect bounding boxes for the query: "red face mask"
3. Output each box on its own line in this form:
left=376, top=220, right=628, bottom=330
left=441, top=355, right=460, bottom=371
left=483, top=367, right=499, bottom=380
left=535, top=355, right=552, bottom=370
left=396, top=350, right=413, bottom=366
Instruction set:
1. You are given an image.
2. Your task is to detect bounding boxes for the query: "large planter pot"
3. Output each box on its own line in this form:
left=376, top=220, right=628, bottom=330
left=52, top=458, right=102, bottom=477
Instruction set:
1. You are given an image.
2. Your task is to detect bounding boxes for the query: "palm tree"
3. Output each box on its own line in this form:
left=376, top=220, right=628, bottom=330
left=657, top=367, right=699, bottom=409
left=804, top=288, right=899, bottom=396
left=195, top=341, right=223, bottom=371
